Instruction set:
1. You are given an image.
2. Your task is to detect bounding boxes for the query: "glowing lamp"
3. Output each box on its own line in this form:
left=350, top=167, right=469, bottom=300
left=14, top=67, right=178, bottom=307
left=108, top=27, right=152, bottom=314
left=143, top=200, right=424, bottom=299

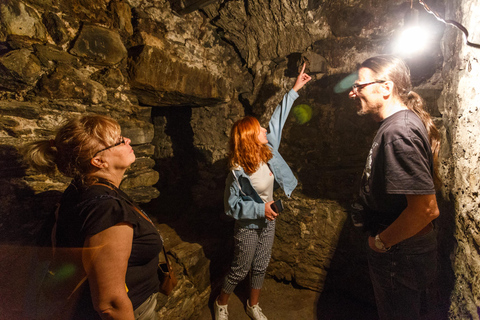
left=394, top=25, right=431, bottom=55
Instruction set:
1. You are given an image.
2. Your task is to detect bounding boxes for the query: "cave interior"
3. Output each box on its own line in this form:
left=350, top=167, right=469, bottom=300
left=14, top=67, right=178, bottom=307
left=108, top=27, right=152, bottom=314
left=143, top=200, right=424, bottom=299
left=1, top=0, right=479, bottom=319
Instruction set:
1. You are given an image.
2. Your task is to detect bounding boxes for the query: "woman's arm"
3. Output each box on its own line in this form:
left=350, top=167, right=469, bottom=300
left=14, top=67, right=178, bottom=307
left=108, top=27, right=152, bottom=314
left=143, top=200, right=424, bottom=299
left=293, top=63, right=312, bottom=92
left=268, top=63, right=311, bottom=150
left=83, top=223, right=135, bottom=320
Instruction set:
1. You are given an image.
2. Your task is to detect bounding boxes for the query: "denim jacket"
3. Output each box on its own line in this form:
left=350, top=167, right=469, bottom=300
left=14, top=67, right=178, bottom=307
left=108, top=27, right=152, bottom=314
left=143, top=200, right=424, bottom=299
left=224, top=89, right=299, bottom=229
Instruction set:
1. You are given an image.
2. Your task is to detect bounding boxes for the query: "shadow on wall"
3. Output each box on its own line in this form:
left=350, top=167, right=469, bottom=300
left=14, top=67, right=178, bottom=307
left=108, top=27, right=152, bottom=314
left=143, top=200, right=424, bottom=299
left=434, top=196, right=456, bottom=318
left=150, top=106, right=198, bottom=218
left=0, top=144, right=63, bottom=319
left=145, top=105, right=234, bottom=306
left=315, top=217, right=379, bottom=320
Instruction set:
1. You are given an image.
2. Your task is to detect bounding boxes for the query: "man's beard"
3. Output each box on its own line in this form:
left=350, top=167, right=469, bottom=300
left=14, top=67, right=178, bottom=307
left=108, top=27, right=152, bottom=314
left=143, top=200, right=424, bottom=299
left=357, top=108, right=367, bottom=116
left=356, top=100, right=381, bottom=117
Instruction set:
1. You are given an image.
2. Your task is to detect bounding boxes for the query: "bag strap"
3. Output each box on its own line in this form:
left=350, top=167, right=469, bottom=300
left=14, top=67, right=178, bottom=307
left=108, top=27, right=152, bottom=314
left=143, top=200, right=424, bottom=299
left=162, top=246, right=172, bottom=271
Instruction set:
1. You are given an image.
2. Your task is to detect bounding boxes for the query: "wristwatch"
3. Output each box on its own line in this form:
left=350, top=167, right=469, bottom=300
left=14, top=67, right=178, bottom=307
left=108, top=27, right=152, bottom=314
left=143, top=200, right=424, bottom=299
left=374, top=234, right=390, bottom=252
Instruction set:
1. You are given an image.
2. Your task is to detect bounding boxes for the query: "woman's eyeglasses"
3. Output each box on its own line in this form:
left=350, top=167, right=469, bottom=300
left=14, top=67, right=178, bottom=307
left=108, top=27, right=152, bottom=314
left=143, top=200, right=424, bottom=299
left=351, top=80, right=386, bottom=93
left=92, top=136, right=125, bottom=158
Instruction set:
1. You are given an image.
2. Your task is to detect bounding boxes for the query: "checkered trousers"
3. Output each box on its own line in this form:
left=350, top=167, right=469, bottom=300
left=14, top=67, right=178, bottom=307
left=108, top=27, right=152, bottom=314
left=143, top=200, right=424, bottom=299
left=222, top=220, right=276, bottom=293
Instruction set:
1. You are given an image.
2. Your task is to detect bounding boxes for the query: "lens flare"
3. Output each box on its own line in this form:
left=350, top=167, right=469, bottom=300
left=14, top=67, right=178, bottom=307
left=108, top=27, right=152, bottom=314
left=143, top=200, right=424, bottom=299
left=334, top=72, right=358, bottom=93
left=50, top=264, right=77, bottom=283
left=293, top=104, right=312, bottom=124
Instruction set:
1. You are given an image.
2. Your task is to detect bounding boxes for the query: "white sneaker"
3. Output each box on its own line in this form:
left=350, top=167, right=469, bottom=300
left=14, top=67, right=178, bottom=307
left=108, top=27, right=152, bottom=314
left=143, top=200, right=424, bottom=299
left=246, top=300, right=268, bottom=320
left=214, top=299, right=228, bottom=320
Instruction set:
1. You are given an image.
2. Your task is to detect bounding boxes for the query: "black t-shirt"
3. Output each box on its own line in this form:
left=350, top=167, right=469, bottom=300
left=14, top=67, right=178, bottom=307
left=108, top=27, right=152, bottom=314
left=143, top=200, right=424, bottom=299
left=359, top=110, right=435, bottom=232
left=55, top=179, right=162, bottom=318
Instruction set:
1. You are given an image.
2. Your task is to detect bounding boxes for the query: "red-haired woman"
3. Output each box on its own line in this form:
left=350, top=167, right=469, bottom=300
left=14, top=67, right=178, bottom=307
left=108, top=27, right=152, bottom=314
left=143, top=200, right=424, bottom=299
left=215, top=64, right=311, bottom=320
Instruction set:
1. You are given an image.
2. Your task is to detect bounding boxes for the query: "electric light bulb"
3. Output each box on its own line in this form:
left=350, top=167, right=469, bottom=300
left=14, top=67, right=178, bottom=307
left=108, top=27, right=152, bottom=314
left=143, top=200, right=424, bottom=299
left=394, top=26, right=431, bottom=55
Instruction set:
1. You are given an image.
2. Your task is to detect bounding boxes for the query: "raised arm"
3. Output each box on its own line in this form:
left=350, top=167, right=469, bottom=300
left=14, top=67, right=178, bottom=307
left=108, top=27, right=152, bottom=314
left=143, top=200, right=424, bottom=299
left=268, top=63, right=311, bottom=150
left=293, top=63, right=312, bottom=92
left=83, top=223, right=135, bottom=320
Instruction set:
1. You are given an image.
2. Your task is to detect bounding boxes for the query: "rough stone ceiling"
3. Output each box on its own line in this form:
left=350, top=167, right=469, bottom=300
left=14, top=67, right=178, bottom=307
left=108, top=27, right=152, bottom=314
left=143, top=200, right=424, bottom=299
left=169, top=0, right=222, bottom=14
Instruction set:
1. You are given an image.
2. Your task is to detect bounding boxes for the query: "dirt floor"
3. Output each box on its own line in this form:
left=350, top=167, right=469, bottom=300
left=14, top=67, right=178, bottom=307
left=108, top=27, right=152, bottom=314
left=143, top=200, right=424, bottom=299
left=196, top=277, right=379, bottom=320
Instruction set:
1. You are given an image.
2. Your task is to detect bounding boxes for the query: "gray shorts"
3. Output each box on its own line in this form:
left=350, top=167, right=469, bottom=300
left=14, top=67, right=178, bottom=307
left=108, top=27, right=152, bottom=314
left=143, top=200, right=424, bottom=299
left=134, top=292, right=159, bottom=320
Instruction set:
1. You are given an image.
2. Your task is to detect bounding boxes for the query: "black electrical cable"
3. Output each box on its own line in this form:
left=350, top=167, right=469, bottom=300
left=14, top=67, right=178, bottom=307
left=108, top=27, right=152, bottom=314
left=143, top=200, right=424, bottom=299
left=419, top=0, right=480, bottom=48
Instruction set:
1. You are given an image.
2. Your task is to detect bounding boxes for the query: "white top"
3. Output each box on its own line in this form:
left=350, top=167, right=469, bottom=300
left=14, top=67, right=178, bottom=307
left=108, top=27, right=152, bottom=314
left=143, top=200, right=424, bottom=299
left=249, top=162, right=275, bottom=203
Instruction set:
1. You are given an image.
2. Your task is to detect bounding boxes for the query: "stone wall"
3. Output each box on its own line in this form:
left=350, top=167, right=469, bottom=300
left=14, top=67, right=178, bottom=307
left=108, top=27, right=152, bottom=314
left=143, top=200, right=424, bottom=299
left=0, top=0, right=247, bottom=318
left=0, top=0, right=459, bottom=318
left=440, top=0, right=480, bottom=318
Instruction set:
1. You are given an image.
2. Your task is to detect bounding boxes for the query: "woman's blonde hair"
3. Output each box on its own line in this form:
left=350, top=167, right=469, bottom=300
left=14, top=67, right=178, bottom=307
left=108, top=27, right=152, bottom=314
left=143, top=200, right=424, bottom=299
left=228, top=116, right=272, bottom=175
left=23, top=114, right=121, bottom=184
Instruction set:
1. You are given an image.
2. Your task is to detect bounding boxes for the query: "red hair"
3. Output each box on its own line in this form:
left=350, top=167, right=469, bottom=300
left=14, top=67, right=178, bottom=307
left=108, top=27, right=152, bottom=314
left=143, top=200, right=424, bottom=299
left=228, top=116, right=272, bottom=174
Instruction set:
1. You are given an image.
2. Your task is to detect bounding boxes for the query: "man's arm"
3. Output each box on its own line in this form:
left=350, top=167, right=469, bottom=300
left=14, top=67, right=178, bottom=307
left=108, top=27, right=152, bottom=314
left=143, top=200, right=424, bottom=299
left=369, top=194, right=439, bottom=251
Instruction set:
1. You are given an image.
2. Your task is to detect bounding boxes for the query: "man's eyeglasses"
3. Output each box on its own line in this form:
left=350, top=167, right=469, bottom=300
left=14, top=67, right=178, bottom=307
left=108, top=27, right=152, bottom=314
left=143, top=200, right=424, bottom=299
left=351, top=80, right=386, bottom=93
left=92, top=136, right=125, bottom=158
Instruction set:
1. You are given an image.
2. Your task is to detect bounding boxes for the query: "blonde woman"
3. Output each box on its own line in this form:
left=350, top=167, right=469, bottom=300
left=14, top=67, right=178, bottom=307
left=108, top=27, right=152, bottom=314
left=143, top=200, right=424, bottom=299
left=24, top=115, right=161, bottom=320
left=215, top=64, right=311, bottom=320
